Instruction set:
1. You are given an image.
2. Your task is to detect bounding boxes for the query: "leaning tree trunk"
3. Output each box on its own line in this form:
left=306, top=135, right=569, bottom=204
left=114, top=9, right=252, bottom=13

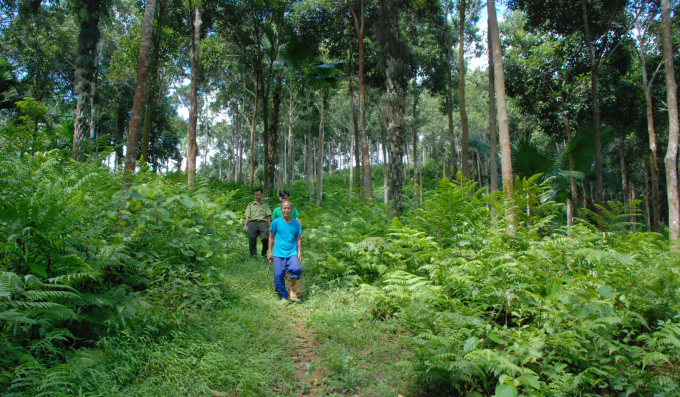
left=459, top=0, right=469, bottom=179
left=122, top=0, right=156, bottom=185
left=186, top=3, right=201, bottom=190
left=488, top=28, right=498, bottom=196
left=316, top=91, right=325, bottom=208
left=640, top=56, right=662, bottom=232
left=73, top=0, right=104, bottom=161
left=662, top=0, right=679, bottom=247
left=488, top=0, right=515, bottom=231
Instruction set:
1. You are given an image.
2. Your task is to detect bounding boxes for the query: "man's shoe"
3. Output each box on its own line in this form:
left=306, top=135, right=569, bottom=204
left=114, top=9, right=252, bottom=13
left=288, top=289, right=298, bottom=301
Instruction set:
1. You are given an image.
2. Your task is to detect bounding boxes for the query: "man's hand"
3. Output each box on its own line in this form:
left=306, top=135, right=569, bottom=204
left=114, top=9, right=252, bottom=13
left=267, top=252, right=273, bottom=263
left=297, top=252, right=302, bottom=263
left=243, top=225, right=248, bottom=233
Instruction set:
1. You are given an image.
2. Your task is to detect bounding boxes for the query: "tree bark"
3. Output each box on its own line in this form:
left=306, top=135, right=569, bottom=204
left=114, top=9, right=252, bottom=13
left=639, top=44, right=662, bottom=232
left=140, top=1, right=163, bottom=164
left=348, top=0, right=372, bottom=199
left=459, top=0, right=469, bottom=179
left=379, top=0, right=408, bottom=215
left=445, top=0, right=458, bottom=178
left=287, top=85, right=295, bottom=191
left=581, top=0, right=604, bottom=222
left=265, top=76, right=282, bottom=195
left=412, top=87, right=418, bottom=208
left=72, top=0, right=103, bottom=161
left=316, top=91, right=325, bottom=208
left=488, top=28, right=498, bottom=195
left=248, top=79, right=259, bottom=189
left=662, top=0, right=679, bottom=246
left=186, top=3, right=201, bottom=190
left=122, top=0, right=157, bottom=186
left=488, top=0, right=515, bottom=231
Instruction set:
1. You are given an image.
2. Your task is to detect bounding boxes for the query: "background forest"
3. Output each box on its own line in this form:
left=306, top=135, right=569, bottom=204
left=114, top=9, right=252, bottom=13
left=2, top=0, right=680, bottom=396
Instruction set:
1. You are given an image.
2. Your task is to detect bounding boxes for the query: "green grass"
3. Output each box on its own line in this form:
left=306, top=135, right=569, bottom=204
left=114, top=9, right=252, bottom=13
left=108, top=255, right=299, bottom=397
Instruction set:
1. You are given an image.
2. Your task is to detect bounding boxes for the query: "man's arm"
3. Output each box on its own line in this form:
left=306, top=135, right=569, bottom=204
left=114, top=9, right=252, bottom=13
left=267, top=231, right=275, bottom=261
left=296, top=234, right=302, bottom=262
left=243, top=216, right=250, bottom=233
left=267, top=216, right=271, bottom=228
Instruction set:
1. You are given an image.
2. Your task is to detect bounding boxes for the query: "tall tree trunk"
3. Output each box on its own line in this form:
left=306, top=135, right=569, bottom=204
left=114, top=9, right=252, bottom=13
left=641, top=56, right=662, bottom=232
left=380, top=116, right=388, bottom=203
left=186, top=3, right=201, bottom=190
left=122, top=0, right=156, bottom=185
left=287, top=85, right=295, bottom=191
left=488, top=28, right=498, bottom=195
left=265, top=76, right=282, bottom=195
left=488, top=0, right=515, bottom=231
left=619, top=136, right=628, bottom=205
left=412, top=87, right=418, bottom=208
left=445, top=0, right=458, bottom=178
left=458, top=0, right=469, bottom=179
left=662, top=0, right=679, bottom=246
left=349, top=42, right=359, bottom=197
left=644, top=162, right=652, bottom=231
left=561, top=106, right=578, bottom=222
left=88, top=48, right=99, bottom=143
left=348, top=0, right=371, bottom=199
left=140, top=1, right=163, bottom=164
left=350, top=134, right=354, bottom=197
left=316, top=91, right=325, bottom=208
left=581, top=0, right=604, bottom=222
left=72, top=0, right=103, bottom=161
left=248, top=79, right=259, bottom=189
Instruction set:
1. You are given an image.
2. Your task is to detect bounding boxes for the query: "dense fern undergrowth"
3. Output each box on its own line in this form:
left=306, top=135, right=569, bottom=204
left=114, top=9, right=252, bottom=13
left=2, top=151, right=680, bottom=397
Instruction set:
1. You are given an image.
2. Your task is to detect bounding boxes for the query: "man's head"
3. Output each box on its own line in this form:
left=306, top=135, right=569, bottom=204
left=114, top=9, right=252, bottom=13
left=278, top=190, right=290, bottom=202
left=253, top=188, right=263, bottom=202
left=281, top=200, right=293, bottom=218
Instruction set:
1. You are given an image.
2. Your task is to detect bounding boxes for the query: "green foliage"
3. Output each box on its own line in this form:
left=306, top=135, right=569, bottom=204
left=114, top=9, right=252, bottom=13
left=0, top=150, right=243, bottom=395
left=307, top=174, right=680, bottom=397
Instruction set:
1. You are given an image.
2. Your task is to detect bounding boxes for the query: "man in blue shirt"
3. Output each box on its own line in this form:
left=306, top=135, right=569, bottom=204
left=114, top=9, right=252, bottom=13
left=267, top=201, right=302, bottom=300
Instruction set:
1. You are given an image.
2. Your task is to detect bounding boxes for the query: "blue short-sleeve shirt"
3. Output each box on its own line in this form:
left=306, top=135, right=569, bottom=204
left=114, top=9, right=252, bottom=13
left=270, top=218, right=301, bottom=258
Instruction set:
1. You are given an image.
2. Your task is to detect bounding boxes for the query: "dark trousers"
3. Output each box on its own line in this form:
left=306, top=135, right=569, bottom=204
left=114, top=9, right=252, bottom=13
left=247, top=220, right=269, bottom=256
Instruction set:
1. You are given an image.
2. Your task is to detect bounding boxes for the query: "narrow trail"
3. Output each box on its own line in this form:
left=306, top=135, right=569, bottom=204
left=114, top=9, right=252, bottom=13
left=287, top=303, right=325, bottom=396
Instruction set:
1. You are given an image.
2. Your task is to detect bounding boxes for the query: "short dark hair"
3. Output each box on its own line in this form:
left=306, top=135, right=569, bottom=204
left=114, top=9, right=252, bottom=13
left=253, top=188, right=263, bottom=194
left=278, top=190, right=290, bottom=198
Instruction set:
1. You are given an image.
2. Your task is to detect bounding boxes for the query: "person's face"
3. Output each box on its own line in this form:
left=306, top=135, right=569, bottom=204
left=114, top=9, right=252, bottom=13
left=282, top=202, right=293, bottom=217
left=254, top=191, right=262, bottom=201
left=278, top=194, right=289, bottom=202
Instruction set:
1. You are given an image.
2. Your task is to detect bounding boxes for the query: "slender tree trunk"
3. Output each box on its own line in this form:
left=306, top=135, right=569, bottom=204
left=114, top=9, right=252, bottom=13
left=445, top=0, right=458, bottom=178
left=265, top=76, right=282, bottom=195
left=186, top=3, right=201, bottom=190
left=380, top=117, right=388, bottom=203
left=122, top=0, right=157, bottom=185
left=488, top=29, right=498, bottom=195
left=72, top=0, right=103, bottom=161
left=459, top=0, right=469, bottom=179
left=248, top=79, right=259, bottom=189
left=645, top=162, right=652, bottom=231
left=316, top=91, right=325, bottom=208
left=643, top=80, right=662, bottom=232
left=488, top=0, right=515, bottom=231
left=141, top=2, right=163, bottom=164
left=581, top=0, right=604, bottom=222
left=287, top=86, right=294, bottom=191
left=631, top=181, right=637, bottom=232
left=88, top=49, right=99, bottom=143
left=662, top=0, right=679, bottom=246
left=412, top=87, right=418, bottom=208
left=348, top=0, right=371, bottom=199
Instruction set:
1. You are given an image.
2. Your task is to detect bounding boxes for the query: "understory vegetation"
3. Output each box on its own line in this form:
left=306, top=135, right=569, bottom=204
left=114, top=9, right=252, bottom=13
left=2, top=150, right=680, bottom=397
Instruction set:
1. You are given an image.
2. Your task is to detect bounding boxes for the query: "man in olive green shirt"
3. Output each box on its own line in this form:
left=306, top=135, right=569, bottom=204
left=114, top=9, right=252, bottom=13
left=243, top=188, right=272, bottom=257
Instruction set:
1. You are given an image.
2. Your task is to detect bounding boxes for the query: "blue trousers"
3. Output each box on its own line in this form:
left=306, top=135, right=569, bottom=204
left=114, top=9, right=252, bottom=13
left=272, top=256, right=301, bottom=299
